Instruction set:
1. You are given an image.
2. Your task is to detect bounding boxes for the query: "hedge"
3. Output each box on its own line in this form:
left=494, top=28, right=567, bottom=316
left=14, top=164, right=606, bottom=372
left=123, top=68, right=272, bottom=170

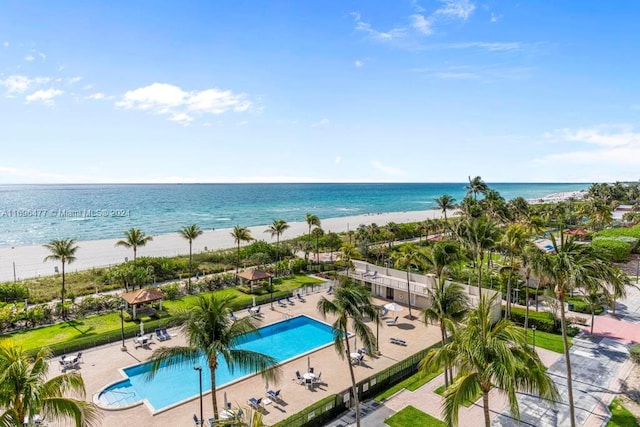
left=566, top=297, right=605, bottom=315
left=593, top=235, right=639, bottom=251
left=595, top=224, right=640, bottom=241
left=591, top=239, right=632, bottom=262
left=631, top=344, right=640, bottom=364
left=505, top=306, right=557, bottom=333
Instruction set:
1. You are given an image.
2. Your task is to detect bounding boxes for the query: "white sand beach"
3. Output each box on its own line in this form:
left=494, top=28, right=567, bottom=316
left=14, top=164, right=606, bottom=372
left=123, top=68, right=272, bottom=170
left=0, top=209, right=445, bottom=282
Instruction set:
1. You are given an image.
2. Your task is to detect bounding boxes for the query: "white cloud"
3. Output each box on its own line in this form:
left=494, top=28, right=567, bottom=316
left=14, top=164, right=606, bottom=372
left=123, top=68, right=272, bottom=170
left=411, top=14, right=433, bottom=35
left=311, top=118, right=330, bottom=127
left=351, top=12, right=407, bottom=41
left=354, top=60, right=364, bottom=67
left=38, top=52, right=46, bottom=62
left=68, top=76, right=83, bottom=84
left=0, top=75, right=51, bottom=94
left=25, top=88, right=63, bottom=105
left=2, top=41, right=8, bottom=48
left=435, top=0, right=476, bottom=20
left=438, top=41, right=521, bottom=51
left=490, top=13, right=500, bottom=23
left=537, top=124, right=640, bottom=166
left=116, top=82, right=252, bottom=122
left=335, top=156, right=342, bottom=165
left=24, top=55, right=35, bottom=62
left=434, top=71, right=479, bottom=79
left=371, top=160, right=406, bottom=177
left=87, top=92, right=105, bottom=100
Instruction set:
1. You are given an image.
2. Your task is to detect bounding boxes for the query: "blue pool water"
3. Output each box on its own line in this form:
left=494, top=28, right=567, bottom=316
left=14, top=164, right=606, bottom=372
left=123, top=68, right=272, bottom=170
left=97, top=315, right=336, bottom=411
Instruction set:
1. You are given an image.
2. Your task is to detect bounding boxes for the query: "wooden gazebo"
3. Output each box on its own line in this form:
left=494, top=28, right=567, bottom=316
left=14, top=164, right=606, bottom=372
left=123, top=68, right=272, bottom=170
left=237, top=269, right=273, bottom=292
left=120, top=288, right=165, bottom=320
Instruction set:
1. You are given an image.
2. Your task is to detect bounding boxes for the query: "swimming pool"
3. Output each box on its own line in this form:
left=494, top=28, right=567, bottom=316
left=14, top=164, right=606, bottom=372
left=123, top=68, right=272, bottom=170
left=95, top=315, right=337, bottom=412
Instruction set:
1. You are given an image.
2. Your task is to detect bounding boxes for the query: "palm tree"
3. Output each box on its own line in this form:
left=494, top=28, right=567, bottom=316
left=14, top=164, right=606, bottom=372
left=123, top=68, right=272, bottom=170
left=231, top=226, right=253, bottom=285
left=147, top=295, right=279, bottom=420
left=43, top=238, right=78, bottom=320
left=311, top=227, right=324, bottom=264
left=0, top=341, right=99, bottom=427
left=392, top=243, right=424, bottom=319
left=538, top=230, right=625, bottom=427
left=179, top=224, right=203, bottom=294
left=115, top=228, right=153, bottom=264
left=341, top=243, right=357, bottom=276
left=435, top=194, right=456, bottom=231
left=420, top=294, right=558, bottom=426
left=264, top=219, right=290, bottom=263
left=454, top=216, right=500, bottom=297
left=500, top=223, right=527, bottom=318
left=465, top=175, right=488, bottom=201
left=520, top=243, right=543, bottom=333
left=305, top=213, right=321, bottom=263
left=317, top=280, right=379, bottom=427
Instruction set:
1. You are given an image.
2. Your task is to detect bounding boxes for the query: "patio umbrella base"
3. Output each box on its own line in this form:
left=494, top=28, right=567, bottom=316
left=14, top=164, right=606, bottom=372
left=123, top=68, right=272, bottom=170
left=120, top=345, right=127, bottom=352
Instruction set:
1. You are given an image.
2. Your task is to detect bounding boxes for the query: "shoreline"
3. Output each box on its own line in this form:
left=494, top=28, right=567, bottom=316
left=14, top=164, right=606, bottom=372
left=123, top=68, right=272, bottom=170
left=0, top=209, right=445, bottom=282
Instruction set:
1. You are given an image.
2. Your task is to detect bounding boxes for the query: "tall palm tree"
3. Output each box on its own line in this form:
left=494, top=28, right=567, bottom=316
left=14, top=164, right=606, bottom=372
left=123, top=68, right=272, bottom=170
left=231, top=226, right=253, bottom=285
left=500, top=223, right=527, bottom=318
left=147, top=295, right=279, bottom=420
left=392, top=243, right=424, bottom=319
left=420, top=294, right=558, bottom=427
left=264, top=219, right=290, bottom=263
left=538, top=230, right=625, bottom=427
left=115, top=228, right=153, bottom=264
left=43, top=238, right=78, bottom=320
left=305, top=213, right=321, bottom=263
left=435, top=194, right=456, bottom=231
left=520, top=243, right=543, bottom=333
left=317, top=280, right=379, bottom=427
left=0, top=341, right=99, bottom=427
left=179, top=224, right=203, bottom=294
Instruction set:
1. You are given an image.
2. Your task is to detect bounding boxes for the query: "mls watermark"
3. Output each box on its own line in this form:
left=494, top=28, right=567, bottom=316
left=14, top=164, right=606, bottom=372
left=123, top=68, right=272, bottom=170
left=0, top=208, right=131, bottom=218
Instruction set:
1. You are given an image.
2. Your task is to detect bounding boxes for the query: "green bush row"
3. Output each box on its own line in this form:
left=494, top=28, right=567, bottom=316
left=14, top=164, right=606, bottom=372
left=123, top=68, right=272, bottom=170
left=595, top=224, right=640, bottom=241
left=591, top=239, right=632, bottom=262
left=505, top=306, right=557, bottom=333
left=566, top=297, right=605, bottom=315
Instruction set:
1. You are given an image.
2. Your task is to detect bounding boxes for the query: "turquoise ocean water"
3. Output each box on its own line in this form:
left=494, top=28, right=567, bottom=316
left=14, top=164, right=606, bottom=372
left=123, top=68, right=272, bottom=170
left=0, top=183, right=588, bottom=246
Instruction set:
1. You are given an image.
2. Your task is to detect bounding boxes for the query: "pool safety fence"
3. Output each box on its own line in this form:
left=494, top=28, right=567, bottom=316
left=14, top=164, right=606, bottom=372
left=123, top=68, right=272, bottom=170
left=273, top=344, right=437, bottom=427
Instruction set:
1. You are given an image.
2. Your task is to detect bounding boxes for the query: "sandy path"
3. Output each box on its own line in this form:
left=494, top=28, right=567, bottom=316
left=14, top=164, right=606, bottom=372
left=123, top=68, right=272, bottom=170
left=0, top=209, right=444, bottom=282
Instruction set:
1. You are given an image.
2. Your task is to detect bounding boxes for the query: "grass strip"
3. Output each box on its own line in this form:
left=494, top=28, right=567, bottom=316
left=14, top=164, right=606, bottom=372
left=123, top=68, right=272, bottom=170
left=385, top=405, right=445, bottom=427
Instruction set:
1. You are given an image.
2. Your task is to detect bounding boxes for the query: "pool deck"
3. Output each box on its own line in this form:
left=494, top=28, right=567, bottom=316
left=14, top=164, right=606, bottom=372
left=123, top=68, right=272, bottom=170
left=57, top=289, right=441, bottom=427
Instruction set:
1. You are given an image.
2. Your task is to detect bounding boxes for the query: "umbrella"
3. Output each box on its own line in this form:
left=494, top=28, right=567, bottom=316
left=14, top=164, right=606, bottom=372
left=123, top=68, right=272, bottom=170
left=139, top=320, right=144, bottom=336
left=384, top=302, right=404, bottom=312
left=265, top=377, right=269, bottom=393
left=223, top=391, right=228, bottom=410
left=252, top=295, right=256, bottom=307
left=307, top=355, right=311, bottom=372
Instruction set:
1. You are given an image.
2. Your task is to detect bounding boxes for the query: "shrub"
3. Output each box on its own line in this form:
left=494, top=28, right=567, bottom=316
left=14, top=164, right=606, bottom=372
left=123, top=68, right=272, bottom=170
left=506, top=306, right=557, bottom=333
left=160, top=283, right=181, bottom=300
left=630, top=344, right=640, bottom=364
left=0, top=283, right=30, bottom=302
left=567, top=297, right=605, bottom=315
left=595, top=224, right=640, bottom=240
left=592, top=239, right=632, bottom=262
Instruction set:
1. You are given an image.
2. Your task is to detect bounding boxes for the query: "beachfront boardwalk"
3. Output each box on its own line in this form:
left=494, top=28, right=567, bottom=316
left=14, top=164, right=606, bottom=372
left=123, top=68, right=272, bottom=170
left=65, top=288, right=442, bottom=427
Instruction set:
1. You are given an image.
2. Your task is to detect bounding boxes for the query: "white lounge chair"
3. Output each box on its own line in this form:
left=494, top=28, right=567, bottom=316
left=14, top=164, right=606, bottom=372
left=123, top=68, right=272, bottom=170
left=390, top=337, right=407, bottom=346
left=248, top=397, right=262, bottom=410
left=386, top=316, right=399, bottom=325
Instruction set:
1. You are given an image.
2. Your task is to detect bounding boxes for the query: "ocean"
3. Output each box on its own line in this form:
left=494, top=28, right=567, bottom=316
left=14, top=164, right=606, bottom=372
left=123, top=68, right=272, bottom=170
left=0, top=183, right=589, bottom=246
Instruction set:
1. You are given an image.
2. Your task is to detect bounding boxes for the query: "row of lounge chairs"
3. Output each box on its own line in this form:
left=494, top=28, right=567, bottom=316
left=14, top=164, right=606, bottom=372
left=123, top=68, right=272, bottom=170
left=389, top=337, right=407, bottom=346
left=154, top=328, right=172, bottom=341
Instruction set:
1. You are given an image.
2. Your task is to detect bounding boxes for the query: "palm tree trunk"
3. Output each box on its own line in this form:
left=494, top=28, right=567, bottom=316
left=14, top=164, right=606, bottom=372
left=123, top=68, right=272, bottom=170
left=406, top=268, right=413, bottom=319
left=558, top=293, right=576, bottom=427
left=133, top=247, right=137, bottom=264
left=345, top=335, right=361, bottom=427
left=61, top=261, right=66, bottom=320
left=505, top=254, right=514, bottom=318
left=236, top=243, right=240, bottom=286
left=591, top=310, right=595, bottom=334
left=482, top=390, right=491, bottom=427
left=188, top=241, right=193, bottom=294
left=524, top=277, right=530, bottom=338
left=209, top=363, right=219, bottom=419
left=441, top=324, right=449, bottom=389
left=477, top=252, right=483, bottom=298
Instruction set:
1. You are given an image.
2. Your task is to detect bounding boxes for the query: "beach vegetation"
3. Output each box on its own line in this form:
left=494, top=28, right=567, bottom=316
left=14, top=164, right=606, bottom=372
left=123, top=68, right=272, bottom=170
left=264, top=219, right=290, bottom=267
left=231, top=225, right=253, bottom=285
left=592, top=238, right=633, bottom=262
left=146, top=294, right=280, bottom=420
left=115, top=228, right=153, bottom=264
left=305, top=212, right=321, bottom=263
left=317, top=279, right=380, bottom=427
left=607, top=398, right=639, bottom=427
left=0, top=340, right=99, bottom=427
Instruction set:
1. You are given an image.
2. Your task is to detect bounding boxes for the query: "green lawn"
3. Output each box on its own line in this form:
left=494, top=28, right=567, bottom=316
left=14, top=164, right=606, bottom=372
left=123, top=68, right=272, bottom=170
left=5, top=275, right=323, bottom=352
left=518, top=326, right=571, bottom=354
left=374, top=367, right=444, bottom=401
left=607, top=398, right=639, bottom=427
left=385, top=405, right=445, bottom=427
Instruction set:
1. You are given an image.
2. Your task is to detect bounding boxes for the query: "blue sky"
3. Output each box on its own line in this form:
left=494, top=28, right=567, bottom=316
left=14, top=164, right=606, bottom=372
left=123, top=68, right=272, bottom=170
left=1, top=0, right=639, bottom=184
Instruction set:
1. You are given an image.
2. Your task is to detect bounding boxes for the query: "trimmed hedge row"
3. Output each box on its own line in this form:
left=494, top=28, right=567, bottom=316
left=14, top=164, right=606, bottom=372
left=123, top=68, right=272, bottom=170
left=506, top=306, right=557, bottom=333
left=595, top=224, right=640, bottom=242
